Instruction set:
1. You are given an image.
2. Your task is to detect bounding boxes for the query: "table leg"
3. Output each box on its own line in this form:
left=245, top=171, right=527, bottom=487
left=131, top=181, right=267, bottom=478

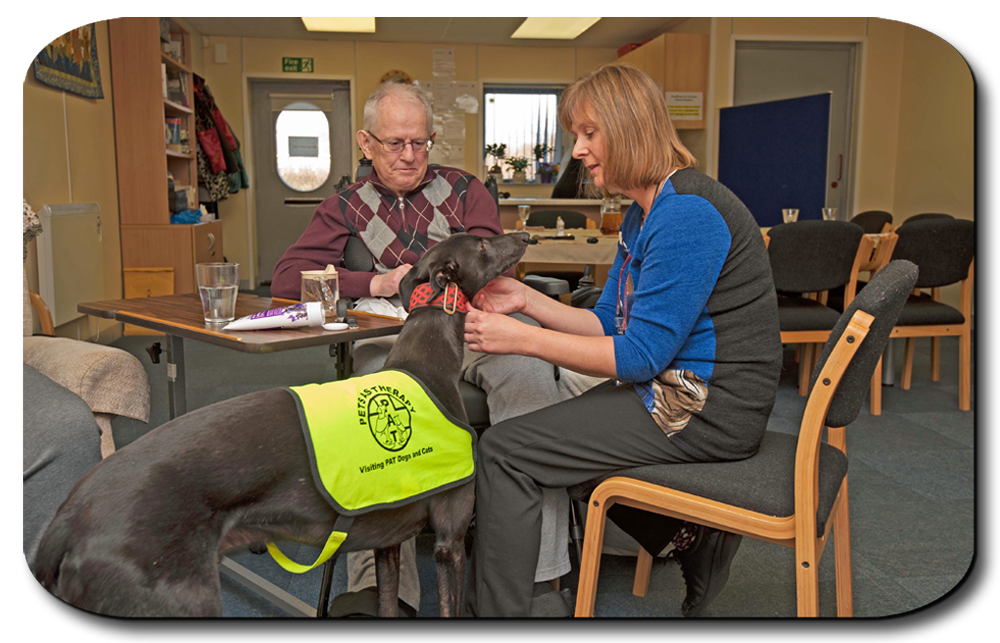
left=166, top=334, right=187, bottom=419
left=219, top=557, right=316, bottom=617
left=333, top=341, right=353, bottom=381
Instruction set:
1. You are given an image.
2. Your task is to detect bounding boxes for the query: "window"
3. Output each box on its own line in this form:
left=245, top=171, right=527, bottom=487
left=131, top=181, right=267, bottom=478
left=484, top=86, right=563, bottom=181
left=275, top=103, right=331, bottom=192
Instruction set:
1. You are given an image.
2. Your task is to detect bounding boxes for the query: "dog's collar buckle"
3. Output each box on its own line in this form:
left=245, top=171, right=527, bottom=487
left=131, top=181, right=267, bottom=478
left=443, top=282, right=459, bottom=315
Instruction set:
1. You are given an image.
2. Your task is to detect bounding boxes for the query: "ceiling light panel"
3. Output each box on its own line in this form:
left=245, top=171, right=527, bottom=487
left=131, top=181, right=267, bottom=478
left=301, top=17, right=376, bottom=33
left=510, top=17, right=601, bottom=40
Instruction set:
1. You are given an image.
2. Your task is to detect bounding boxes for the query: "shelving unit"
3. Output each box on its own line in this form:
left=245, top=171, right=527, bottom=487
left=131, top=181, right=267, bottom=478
left=109, top=17, right=222, bottom=295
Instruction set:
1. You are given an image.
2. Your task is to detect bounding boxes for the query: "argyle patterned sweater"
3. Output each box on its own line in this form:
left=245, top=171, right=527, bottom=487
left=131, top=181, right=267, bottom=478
left=271, top=167, right=502, bottom=299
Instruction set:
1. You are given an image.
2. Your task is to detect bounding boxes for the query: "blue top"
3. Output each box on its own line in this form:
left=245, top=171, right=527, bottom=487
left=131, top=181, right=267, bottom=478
left=592, top=177, right=732, bottom=389
left=591, top=168, right=781, bottom=461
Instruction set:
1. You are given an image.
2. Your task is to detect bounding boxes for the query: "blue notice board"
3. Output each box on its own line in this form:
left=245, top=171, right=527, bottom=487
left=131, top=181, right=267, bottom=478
left=718, top=93, right=831, bottom=226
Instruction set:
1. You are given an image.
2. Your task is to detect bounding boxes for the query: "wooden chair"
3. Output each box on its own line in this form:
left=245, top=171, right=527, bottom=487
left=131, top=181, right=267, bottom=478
left=827, top=231, right=900, bottom=415
left=767, top=221, right=873, bottom=396
left=572, top=261, right=919, bottom=617
left=888, top=218, right=974, bottom=411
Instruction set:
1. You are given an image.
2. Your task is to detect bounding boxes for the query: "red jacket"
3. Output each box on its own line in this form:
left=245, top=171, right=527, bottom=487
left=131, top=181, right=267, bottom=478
left=271, top=166, right=502, bottom=299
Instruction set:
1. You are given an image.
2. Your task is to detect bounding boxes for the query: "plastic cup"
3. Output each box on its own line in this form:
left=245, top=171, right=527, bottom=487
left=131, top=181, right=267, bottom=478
left=301, top=266, right=340, bottom=318
left=782, top=209, right=800, bottom=224
left=196, top=263, right=239, bottom=324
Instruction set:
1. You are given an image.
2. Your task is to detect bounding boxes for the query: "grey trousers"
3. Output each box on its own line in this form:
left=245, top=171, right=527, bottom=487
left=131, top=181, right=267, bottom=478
left=23, top=365, right=103, bottom=572
left=346, top=314, right=578, bottom=610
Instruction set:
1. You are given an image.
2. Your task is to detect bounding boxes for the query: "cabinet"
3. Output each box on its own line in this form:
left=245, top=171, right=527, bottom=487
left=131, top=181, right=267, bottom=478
left=617, top=33, right=709, bottom=130
left=109, top=17, right=222, bottom=295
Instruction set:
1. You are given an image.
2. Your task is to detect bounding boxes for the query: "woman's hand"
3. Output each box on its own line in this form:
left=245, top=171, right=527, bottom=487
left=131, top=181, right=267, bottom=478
left=464, top=306, right=529, bottom=355
left=472, top=277, right=528, bottom=315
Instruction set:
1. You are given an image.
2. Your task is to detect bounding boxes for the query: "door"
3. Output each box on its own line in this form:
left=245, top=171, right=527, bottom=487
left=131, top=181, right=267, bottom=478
left=734, top=41, right=858, bottom=218
left=251, top=80, right=352, bottom=284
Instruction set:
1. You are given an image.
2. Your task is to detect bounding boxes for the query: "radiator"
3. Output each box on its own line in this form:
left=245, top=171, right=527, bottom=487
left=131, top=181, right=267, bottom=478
left=36, top=203, right=104, bottom=327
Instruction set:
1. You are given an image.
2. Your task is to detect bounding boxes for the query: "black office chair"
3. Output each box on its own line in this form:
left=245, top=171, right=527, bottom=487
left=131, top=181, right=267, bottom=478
left=901, top=212, right=954, bottom=226
left=569, top=260, right=919, bottom=617
left=850, top=210, right=893, bottom=234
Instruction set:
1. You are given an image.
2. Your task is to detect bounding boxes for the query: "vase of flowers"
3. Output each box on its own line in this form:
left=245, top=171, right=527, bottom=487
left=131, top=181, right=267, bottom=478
left=506, top=156, right=530, bottom=184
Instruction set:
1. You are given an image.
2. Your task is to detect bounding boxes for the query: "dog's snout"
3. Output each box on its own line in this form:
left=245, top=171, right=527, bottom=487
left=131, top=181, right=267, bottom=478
left=513, top=232, right=530, bottom=244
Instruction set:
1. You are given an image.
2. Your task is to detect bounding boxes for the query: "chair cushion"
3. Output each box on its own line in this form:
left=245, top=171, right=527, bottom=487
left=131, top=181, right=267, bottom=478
left=568, top=431, right=849, bottom=534
left=895, top=295, right=966, bottom=326
left=777, top=296, right=842, bottom=332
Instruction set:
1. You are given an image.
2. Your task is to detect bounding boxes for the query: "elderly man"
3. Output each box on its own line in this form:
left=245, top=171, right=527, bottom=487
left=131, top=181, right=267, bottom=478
left=271, top=82, right=577, bottom=617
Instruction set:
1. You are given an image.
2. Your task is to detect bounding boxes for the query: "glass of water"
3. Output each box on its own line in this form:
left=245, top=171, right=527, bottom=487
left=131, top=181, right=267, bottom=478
left=822, top=207, right=838, bottom=221
left=196, top=263, right=239, bottom=324
left=782, top=208, right=799, bottom=224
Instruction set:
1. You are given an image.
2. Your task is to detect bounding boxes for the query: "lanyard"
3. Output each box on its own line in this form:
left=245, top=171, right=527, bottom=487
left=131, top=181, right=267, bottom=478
left=616, top=253, right=634, bottom=335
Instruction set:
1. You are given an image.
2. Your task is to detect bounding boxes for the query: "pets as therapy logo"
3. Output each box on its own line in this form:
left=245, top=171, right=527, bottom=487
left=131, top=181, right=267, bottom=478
left=359, top=386, right=414, bottom=452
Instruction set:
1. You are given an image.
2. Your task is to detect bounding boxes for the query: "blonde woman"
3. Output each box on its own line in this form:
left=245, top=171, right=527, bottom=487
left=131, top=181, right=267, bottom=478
left=463, top=64, right=783, bottom=617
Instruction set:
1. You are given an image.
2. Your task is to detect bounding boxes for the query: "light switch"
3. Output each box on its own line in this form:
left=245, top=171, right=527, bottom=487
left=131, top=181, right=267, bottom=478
left=215, top=43, right=227, bottom=64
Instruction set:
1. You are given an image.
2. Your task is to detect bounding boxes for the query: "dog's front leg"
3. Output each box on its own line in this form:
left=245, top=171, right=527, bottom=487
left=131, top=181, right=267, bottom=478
left=374, top=545, right=401, bottom=617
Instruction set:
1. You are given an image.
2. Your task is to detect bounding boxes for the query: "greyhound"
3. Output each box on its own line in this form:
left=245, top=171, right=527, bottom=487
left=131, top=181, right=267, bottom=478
left=33, top=231, right=530, bottom=618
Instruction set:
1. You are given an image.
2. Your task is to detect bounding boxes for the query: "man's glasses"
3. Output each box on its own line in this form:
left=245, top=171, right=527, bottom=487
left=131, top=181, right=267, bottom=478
left=367, top=132, right=434, bottom=155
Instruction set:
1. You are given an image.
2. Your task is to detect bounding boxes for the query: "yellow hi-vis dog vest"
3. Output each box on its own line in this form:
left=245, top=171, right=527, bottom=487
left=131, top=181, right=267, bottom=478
left=267, top=369, right=476, bottom=573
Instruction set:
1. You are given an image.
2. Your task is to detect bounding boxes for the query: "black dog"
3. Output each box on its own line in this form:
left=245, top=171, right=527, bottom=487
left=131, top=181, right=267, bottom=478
left=34, top=232, right=530, bottom=618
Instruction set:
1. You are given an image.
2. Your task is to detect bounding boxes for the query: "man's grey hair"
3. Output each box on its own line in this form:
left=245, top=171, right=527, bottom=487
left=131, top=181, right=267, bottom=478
left=363, top=82, right=433, bottom=137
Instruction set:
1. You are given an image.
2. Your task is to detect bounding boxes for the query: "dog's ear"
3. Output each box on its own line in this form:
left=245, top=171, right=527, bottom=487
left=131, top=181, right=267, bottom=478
left=431, top=259, right=460, bottom=293
left=398, top=263, right=429, bottom=313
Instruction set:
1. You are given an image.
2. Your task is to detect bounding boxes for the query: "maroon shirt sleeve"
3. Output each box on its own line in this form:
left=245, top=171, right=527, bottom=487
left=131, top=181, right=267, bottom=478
left=270, top=195, right=376, bottom=299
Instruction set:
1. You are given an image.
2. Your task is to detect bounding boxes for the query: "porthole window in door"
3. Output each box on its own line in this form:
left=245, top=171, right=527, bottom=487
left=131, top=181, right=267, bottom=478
left=275, top=103, right=331, bottom=191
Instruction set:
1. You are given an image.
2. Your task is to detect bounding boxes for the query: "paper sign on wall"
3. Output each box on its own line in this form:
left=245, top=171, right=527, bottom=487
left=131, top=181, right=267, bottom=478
left=665, top=92, right=703, bottom=121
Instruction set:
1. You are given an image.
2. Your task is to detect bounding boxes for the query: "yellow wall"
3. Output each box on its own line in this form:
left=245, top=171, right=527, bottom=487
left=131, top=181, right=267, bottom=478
left=23, top=20, right=122, bottom=340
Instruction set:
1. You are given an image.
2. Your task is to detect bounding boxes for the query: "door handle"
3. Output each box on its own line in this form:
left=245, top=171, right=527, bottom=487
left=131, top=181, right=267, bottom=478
left=207, top=233, right=216, bottom=250
left=831, top=154, right=843, bottom=188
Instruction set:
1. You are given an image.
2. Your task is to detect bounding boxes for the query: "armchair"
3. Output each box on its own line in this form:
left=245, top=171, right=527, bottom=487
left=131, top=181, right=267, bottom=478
left=23, top=201, right=150, bottom=457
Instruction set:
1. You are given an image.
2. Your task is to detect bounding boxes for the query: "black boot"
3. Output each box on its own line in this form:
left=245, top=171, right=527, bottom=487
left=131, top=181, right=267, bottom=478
left=675, top=525, right=742, bottom=617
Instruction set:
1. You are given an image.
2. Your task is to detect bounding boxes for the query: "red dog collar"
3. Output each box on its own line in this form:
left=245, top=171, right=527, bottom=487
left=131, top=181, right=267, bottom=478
left=409, top=282, right=470, bottom=315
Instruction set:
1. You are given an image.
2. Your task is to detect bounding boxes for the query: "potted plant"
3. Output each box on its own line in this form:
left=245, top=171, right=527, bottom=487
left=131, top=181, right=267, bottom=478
left=537, top=162, right=559, bottom=184
left=484, top=143, right=506, bottom=183
left=505, top=156, right=530, bottom=184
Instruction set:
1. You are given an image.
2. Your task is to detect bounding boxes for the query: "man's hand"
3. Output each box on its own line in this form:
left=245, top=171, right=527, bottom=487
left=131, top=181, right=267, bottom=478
left=369, top=264, right=413, bottom=298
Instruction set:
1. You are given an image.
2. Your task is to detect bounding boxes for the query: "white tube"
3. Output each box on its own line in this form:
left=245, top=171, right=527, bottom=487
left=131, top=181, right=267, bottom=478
left=223, top=301, right=325, bottom=331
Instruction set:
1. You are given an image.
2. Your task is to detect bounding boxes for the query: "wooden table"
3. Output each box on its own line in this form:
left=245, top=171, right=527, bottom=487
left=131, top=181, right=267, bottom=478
left=509, top=228, right=619, bottom=287
left=78, top=292, right=405, bottom=617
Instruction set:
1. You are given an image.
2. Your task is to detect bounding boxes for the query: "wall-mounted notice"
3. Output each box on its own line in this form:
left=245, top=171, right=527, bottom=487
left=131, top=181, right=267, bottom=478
left=432, top=48, right=456, bottom=79
left=665, top=92, right=703, bottom=121
left=455, top=81, right=479, bottom=114
left=433, top=81, right=458, bottom=111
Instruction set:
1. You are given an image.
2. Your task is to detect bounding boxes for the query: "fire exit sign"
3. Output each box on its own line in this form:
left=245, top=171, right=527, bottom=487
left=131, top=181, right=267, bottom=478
left=282, top=57, right=314, bottom=73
